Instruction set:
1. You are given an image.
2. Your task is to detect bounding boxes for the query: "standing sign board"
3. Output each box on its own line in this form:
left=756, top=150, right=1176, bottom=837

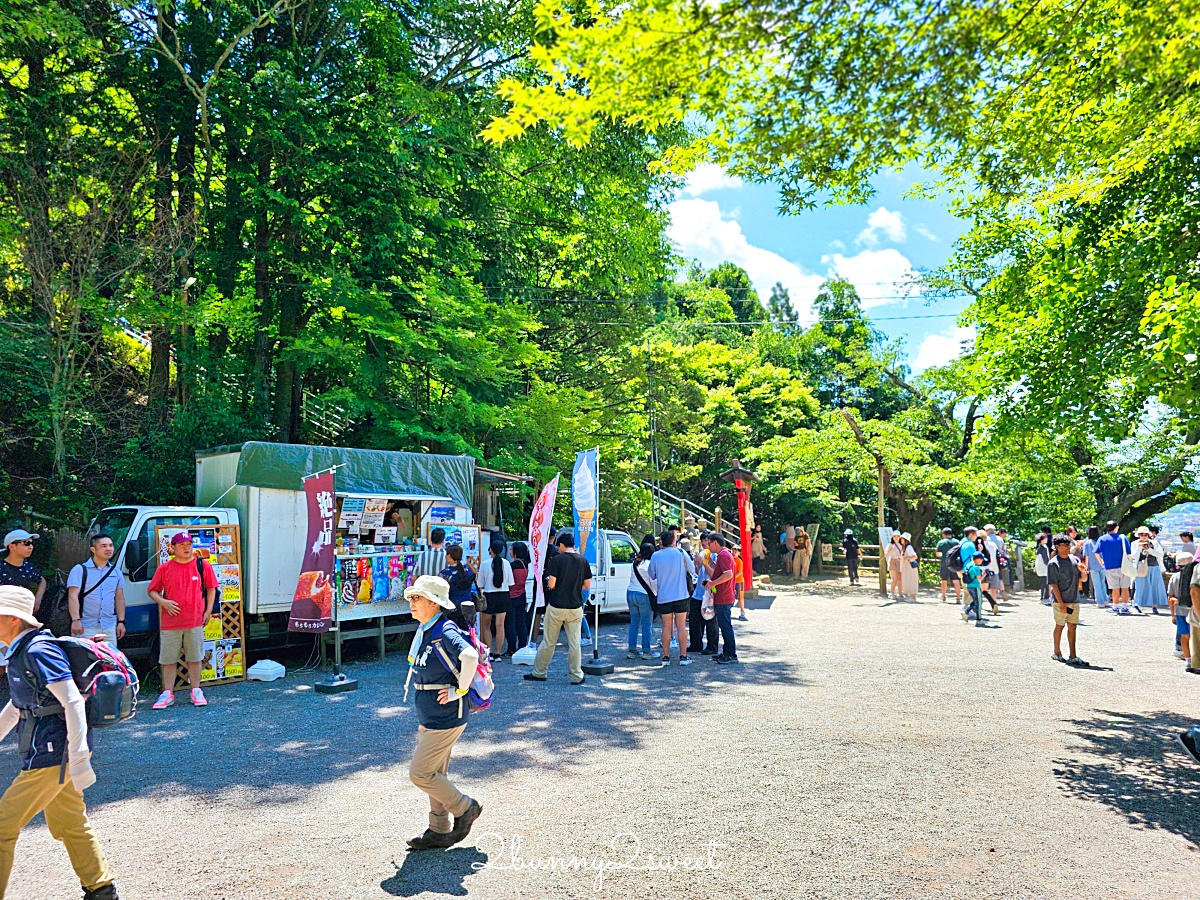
left=154, top=524, right=246, bottom=686
left=437, top=523, right=484, bottom=572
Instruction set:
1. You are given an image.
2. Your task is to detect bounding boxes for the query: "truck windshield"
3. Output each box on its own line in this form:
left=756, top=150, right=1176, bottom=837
left=89, top=508, right=137, bottom=550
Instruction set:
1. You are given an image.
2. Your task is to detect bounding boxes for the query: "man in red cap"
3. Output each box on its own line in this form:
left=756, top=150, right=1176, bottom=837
left=148, top=533, right=218, bottom=709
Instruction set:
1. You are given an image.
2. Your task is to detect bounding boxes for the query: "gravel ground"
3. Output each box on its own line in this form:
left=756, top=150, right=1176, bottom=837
left=9, top=578, right=1200, bottom=899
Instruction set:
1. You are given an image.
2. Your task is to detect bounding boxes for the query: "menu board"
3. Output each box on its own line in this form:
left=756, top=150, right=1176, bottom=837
left=338, top=497, right=366, bottom=534
left=360, top=498, right=388, bottom=531
left=154, top=523, right=246, bottom=686
left=440, top=523, right=483, bottom=572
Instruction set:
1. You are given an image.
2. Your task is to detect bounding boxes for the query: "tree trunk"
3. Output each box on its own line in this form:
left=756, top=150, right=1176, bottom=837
left=148, top=140, right=174, bottom=414
left=888, top=487, right=937, bottom=553
left=251, top=152, right=273, bottom=418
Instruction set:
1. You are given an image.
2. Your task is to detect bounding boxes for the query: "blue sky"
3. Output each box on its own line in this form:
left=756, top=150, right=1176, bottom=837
left=667, top=164, right=975, bottom=372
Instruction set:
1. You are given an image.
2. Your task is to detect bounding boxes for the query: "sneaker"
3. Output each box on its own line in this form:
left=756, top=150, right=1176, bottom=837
left=715, top=656, right=740, bottom=664
left=1066, top=657, right=1089, bottom=667
left=523, top=672, right=547, bottom=682
left=190, top=688, right=207, bottom=707
left=570, top=676, right=587, bottom=685
left=1186, top=667, right=1200, bottom=675
left=961, top=609, right=969, bottom=622
left=711, top=653, right=725, bottom=662
left=1174, top=650, right=1187, bottom=659
left=701, top=648, right=719, bottom=655
left=152, top=691, right=174, bottom=710
left=83, top=883, right=119, bottom=900
left=1177, top=730, right=1200, bottom=764
left=738, top=612, right=748, bottom=621
left=1052, top=653, right=1066, bottom=662
left=660, top=654, right=671, bottom=666
left=580, top=638, right=592, bottom=648
left=627, top=650, right=640, bottom=659
left=640, top=651, right=656, bottom=660
left=678, top=656, right=692, bottom=666
left=669, top=638, right=679, bottom=652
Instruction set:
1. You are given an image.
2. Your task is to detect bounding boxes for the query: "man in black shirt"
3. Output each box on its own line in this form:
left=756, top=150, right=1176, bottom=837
left=525, top=533, right=591, bottom=685
left=1047, top=533, right=1086, bottom=666
left=0, top=530, right=47, bottom=614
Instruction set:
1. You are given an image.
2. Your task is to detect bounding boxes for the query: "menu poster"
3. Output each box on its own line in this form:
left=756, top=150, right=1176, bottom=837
left=375, top=526, right=397, bottom=544
left=202, top=638, right=243, bottom=681
left=213, top=564, right=242, bottom=603
left=361, top=498, right=387, bottom=530
left=442, top=523, right=484, bottom=571
left=338, top=497, right=366, bottom=534
left=429, top=505, right=456, bottom=524
left=155, top=527, right=220, bottom=566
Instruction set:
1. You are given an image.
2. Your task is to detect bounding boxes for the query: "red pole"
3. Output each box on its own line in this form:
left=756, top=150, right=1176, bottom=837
left=735, top=478, right=753, bottom=591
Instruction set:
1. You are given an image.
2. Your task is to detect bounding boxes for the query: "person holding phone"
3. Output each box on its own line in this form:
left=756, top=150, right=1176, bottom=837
left=1047, top=534, right=1087, bottom=666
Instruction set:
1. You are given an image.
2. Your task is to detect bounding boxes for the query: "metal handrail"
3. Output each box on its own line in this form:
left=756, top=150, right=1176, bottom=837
left=635, top=479, right=739, bottom=540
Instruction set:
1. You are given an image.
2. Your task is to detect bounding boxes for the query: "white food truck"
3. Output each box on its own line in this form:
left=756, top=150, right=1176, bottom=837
left=87, top=442, right=484, bottom=655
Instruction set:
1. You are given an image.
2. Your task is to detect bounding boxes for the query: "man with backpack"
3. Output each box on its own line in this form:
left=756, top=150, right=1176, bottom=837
left=67, top=534, right=126, bottom=645
left=0, top=585, right=119, bottom=899
left=148, top=532, right=218, bottom=710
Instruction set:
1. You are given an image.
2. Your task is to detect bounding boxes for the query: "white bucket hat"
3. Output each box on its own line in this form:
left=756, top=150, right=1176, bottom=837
left=0, top=586, right=41, bottom=628
left=404, top=575, right=454, bottom=610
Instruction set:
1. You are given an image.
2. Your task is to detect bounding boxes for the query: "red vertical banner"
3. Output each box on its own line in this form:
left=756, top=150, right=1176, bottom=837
left=528, top=474, right=560, bottom=601
left=736, top=480, right=754, bottom=590
left=287, top=471, right=336, bottom=633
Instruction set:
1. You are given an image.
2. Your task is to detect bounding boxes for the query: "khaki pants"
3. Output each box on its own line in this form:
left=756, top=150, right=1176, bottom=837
left=532, top=605, right=584, bottom=682
left=1189, top=606, right=1200, bottom=668
left=796, top=547, right=812, bottom=579
left=0, top=768, right=114, bottom=898
left=409, top=724, right=471, bottom=834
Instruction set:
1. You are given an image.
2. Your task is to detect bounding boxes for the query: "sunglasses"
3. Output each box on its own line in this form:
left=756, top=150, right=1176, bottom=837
left=11, top=540, right=33, bottom=546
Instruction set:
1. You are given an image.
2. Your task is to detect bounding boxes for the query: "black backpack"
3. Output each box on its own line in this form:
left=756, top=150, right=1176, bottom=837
left=947, top=543, right=965, bottom=572
left=1179, top=560, right=1198, bottom=604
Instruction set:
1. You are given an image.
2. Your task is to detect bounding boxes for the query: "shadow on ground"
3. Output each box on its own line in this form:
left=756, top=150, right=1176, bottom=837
left=1055, top=709, right=1200, bottom=847
left=1, top=614, right=808, bottom=811
left=381, top=847, right=488, bottom=896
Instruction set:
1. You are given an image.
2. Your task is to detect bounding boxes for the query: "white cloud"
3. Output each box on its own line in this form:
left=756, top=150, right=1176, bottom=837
left=667, top=198, right=824, bottom=321
left=916, top=224, right=938, bottom=242
left=912, top=326, right=976, bottom=372
left=823, top=248, right=917, bottom=308
left=856, top=206, right=907, bottom=247
left=681, top=164, right=744, bottom=198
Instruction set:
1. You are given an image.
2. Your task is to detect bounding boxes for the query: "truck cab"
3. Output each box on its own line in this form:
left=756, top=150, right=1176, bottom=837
left=584, top=529, right=640, bottom=613
left=87, top=505, right=240, bottom=647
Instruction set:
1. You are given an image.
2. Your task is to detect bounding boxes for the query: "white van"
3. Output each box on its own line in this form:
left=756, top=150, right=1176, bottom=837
left=583, top=529, right=640, bottom=613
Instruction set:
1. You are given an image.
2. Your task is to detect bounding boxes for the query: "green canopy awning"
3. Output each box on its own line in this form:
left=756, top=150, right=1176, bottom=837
left=204, top=442, right=477, bottom=509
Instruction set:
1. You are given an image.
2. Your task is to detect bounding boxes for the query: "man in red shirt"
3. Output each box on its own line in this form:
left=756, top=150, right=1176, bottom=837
left=148, top=533, right=218, bottom=709
left=704, top=533, right=739, bottom=664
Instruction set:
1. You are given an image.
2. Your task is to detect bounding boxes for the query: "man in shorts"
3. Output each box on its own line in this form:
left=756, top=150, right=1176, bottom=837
left=647, top=530, right=696, bottom=666
left=1047, top=534, right=1087, bottom=666
left=148, top=533, right=218, bottom=709
left=1096, top=520, right=1132, bottom=614
left=937, top=527, right=961, bottom=604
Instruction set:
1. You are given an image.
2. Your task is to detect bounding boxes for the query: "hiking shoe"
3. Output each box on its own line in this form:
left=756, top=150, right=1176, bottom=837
left=83, top=882, right=119, bottom=900
left=1052, top=654, right=1066, bottom=662
left=152, top=691, right=174, bottom=710
left=1177, top=730, right=1200, bottom=765
left=406, top=828, right=457, bottom=851
left=679, top=656, right=692, bottom=666
left=523, top=672, right=547, bottom=681
left=190, top=688, right=207, bottom=707
left=448, top=800, right=483, bottom=844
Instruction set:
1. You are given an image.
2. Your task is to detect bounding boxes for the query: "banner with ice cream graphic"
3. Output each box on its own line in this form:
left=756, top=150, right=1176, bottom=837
left=572, top=449, right=599, bottom=569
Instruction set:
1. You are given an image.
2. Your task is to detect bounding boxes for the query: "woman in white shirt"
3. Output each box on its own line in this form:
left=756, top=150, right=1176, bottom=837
left=476, top=541, right=514, bottom=655
left=1132, top=525, right=1168, bottom=612
left=899, top=533, right=920, bottom=600
left=885, top=534, right=904, bottom=600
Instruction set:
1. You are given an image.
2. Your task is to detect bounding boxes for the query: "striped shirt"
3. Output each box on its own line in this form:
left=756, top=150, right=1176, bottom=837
left=412, top=547, right=447, bottom=578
